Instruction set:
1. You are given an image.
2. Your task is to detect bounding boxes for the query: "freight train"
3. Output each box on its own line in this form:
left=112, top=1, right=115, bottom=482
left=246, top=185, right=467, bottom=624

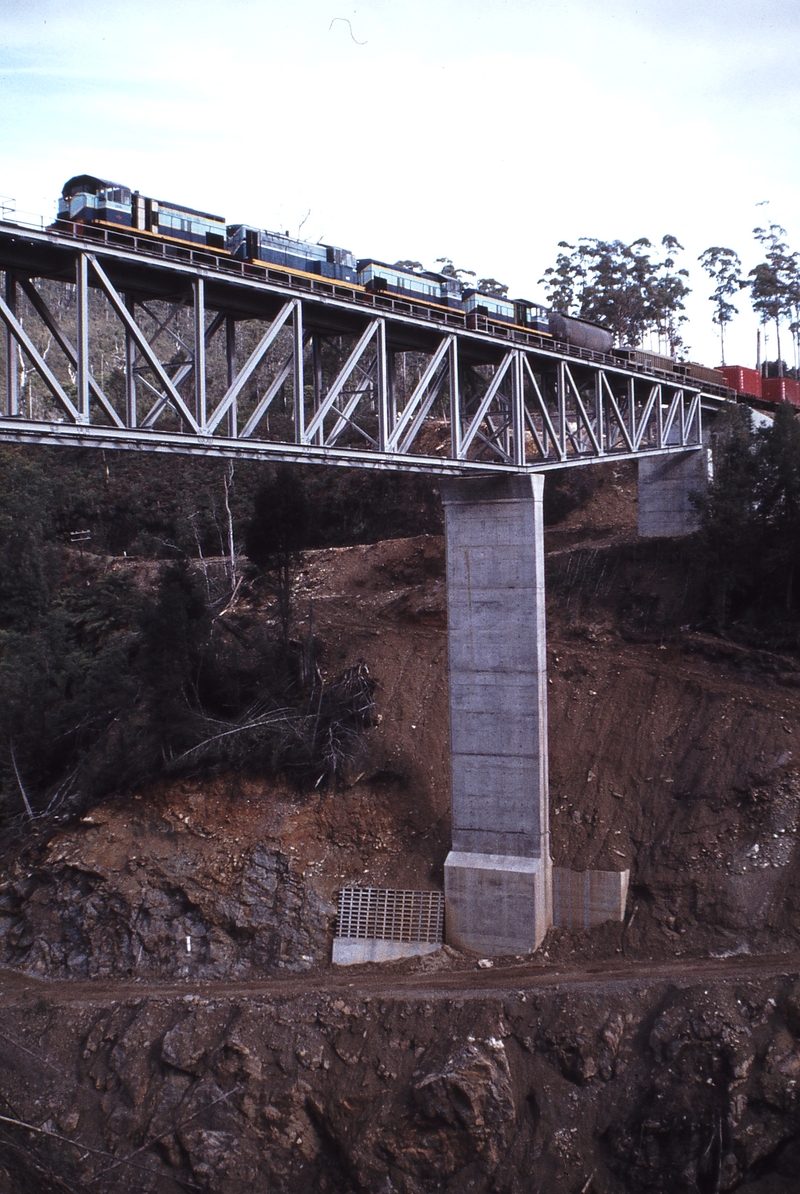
left=53, top=174, right=794, bottom=409
left=55, top=174, right=612, bottom=352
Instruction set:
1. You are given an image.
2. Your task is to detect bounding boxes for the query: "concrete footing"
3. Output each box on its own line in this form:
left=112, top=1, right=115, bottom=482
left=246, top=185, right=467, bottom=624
left=332, top=939, right=441, bottom=966
left=552, top=867, right=630, bottom=929
left=638, top=450, right=712, bottom=537
left=444, top=852, right=551, bottom=955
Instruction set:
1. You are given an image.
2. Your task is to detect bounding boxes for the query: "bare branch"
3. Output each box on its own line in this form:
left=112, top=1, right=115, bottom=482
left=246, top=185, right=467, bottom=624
left=9, top=742, right=33, bottom=819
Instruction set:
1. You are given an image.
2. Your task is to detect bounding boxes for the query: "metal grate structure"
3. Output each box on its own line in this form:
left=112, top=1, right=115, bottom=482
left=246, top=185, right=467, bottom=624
left=336, top=887, right=444, bottom=944
left=0, top=220, right=719, bottom=475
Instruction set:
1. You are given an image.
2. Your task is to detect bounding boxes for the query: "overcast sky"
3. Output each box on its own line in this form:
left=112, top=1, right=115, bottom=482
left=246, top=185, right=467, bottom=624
left=1, top=0, right=798, bottom=367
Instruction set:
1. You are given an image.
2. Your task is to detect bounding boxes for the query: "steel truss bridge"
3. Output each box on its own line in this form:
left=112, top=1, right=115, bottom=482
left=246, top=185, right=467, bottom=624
left=0, top=221, right=720, bottom=475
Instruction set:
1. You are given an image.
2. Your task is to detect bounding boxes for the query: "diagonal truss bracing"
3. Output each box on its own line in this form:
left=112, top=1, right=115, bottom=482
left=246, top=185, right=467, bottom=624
left=388, top=335, right=453, bottom=455
left=0, top=224, right=716, bottom=474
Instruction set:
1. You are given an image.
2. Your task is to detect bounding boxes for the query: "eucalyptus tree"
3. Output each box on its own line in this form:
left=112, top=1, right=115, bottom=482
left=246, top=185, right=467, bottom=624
left=423, top=258, right=509, bottom=297
left=748, top=222, right=798, bottom=376
left=244, top=465, right=310, bottom=648
left=538, top=235, right=691, bottom=351
left=694, top=403, right=800, bottom=625
left=434, top=257, right=476, bottom=286
left=698, top=246, right=742, bottom=364
left=393, top=259, right=425, bottom=272
left=476, top=277, right=509, bottom=297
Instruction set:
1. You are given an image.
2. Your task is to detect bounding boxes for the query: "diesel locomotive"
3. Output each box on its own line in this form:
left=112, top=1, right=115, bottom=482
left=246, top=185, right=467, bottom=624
left=58, top=174, right=227, bottom=249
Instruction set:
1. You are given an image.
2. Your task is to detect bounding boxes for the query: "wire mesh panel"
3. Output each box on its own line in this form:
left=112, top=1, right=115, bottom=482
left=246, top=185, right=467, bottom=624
left=336, top=887, right=444, bottom=944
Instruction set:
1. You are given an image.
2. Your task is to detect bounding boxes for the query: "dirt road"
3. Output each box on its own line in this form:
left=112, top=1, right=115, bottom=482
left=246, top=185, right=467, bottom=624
left=0, top=949, right=797, bottom=1006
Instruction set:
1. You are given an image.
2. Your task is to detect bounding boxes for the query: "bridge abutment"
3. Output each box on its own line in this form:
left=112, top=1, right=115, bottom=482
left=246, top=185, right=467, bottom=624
left=441, top=475, right=552, bottom=955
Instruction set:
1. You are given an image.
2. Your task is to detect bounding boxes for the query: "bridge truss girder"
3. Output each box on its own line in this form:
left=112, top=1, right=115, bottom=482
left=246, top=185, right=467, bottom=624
left=0, top=227, right=708, bottom=474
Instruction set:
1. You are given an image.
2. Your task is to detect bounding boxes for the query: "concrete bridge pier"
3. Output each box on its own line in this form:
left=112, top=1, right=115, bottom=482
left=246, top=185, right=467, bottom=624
left=638, top=449, right=712, bottom=538
left=441, top=475, right=552, bottom=956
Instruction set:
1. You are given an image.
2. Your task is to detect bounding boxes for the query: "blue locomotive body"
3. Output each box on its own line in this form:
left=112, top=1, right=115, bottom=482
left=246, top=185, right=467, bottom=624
left=357, top=260, right=462, bottom=307
left=462, top=289, right=516, bottom=323
left=227, top=224, right=357, bottom=282
left=463, top=291, right=554, bottom=335
left=58, top=175, right=227, bottom=250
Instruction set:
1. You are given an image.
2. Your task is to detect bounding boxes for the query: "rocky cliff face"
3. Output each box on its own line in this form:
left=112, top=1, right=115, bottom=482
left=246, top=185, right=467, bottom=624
left=0, top=821, right=332, bottom=979
left=1, top=964, right=800, bottom=1193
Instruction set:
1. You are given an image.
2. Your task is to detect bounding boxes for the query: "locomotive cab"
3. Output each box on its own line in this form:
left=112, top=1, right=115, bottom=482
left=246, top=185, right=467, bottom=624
left=513, top=299, right=550, bottom=333
left=463, top=289, right=515, bottom=324
left=58, top=175, right=133, bottom=227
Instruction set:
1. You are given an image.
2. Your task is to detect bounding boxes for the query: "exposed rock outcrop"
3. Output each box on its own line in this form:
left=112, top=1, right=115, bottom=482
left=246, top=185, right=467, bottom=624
left=0, top=823, right=332, bottom=979
left=2, top=972, right=800, bottom=1192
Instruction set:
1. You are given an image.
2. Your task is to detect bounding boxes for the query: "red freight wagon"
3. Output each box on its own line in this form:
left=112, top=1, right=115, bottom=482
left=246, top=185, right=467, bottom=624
left=719, top=365, right=762, bottom=399
left=762, top=377, right=800, bottom=407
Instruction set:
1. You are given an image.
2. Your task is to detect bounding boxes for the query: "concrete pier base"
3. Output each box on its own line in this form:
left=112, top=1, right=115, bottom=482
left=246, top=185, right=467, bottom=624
left=638, top=450, right=712, bottom=537
left=445, top=852, right=551, bottom=955
left=441, top=475, right=551, bottom=956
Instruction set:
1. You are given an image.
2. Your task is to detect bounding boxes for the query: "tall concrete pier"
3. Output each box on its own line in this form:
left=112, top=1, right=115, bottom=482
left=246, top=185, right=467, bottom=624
left=441, top=475, right=552, bottom=955
left=440, top=451, right=710, bottom=956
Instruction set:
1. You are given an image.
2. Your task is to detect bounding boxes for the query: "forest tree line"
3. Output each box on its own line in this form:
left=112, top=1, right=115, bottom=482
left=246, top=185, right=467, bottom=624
left=536, top=220, right=800, bottom=371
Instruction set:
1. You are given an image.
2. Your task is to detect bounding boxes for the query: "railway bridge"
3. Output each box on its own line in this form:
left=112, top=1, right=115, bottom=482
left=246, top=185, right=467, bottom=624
left=0, top=220, right=724, bottom=955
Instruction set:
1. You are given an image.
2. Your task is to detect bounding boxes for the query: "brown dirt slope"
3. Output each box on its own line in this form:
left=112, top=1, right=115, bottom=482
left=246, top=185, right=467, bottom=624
left=1, top=957, right=800, bottom=1193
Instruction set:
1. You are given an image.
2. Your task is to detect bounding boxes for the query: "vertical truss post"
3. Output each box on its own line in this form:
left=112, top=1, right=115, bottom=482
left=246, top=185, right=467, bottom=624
left=4, top=271, right=18, bottom=417
left=657, top=383, right=664, bottom=448
left=557, top=361, right=567, bottom=457
left=311, top=334, right=324, bottom=446
left=449, top=337, right=461, bottom=458
left=124, top=294, right=137, bottom=427
left=682, top=392, right=692, bottom=445
left=500, top=391, right=512, bottom=462
left=594, top=370, right=605, bottom=455
left=225, top=316, right=237, bottom=437
left=387, top=349, right=397, bottom=441
left=628, top=377, right=636, bottom=446
left=375, top=319, right=389, bottom=451
left=511, top=350, right=525, bottom=467
left=76, top=253, right=90, bottom=424
left=193, top=278, right=206, bottom=429
left=293, top=300, right=304, bottom=442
